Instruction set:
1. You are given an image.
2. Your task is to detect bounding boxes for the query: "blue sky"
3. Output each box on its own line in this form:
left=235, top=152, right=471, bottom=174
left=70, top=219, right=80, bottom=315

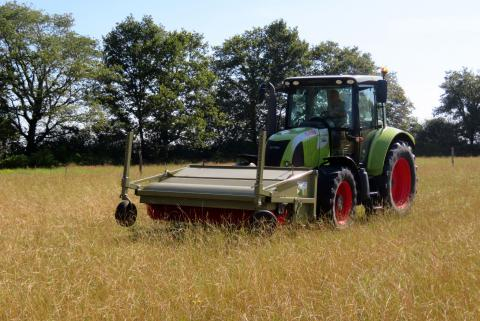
left=13, top=0, right=480, bottom=121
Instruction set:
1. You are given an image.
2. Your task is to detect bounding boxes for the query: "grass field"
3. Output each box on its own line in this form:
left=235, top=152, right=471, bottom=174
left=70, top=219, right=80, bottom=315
left=1, top=158, right=479, bottom=321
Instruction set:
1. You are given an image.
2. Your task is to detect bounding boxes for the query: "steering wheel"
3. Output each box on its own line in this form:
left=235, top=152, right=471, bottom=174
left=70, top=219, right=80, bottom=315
left=308, top=116, right=331, bottom=128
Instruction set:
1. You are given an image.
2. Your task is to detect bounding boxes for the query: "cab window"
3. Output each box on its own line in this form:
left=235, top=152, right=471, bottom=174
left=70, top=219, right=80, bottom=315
left=287, top=86, right=353, bottom=129
left=358, top=86, right=375, bottom=128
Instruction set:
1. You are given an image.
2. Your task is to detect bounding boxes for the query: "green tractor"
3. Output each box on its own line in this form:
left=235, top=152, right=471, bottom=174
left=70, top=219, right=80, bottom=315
left=259, top=71, right=417, bottom=227
left=116, top=70, right=417, bottom=230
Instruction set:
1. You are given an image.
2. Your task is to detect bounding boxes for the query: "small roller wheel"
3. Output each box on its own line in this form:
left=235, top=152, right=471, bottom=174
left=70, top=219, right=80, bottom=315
left=250, top=210, right=277, bottom=235
left=115, top=200, right=137, bottom=227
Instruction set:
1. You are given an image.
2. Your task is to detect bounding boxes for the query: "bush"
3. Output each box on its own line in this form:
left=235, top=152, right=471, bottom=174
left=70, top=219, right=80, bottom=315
left=0, top=154, right=29, bottom=169
left=29, top=149, right=59, bottom=167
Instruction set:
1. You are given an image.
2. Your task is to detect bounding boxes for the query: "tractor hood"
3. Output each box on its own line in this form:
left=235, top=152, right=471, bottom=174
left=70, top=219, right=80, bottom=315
left=265, top=127, right=330, bottom=167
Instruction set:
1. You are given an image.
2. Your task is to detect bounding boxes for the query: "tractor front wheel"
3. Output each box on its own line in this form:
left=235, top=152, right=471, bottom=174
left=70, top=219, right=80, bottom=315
left=319, top=168, right=357, bottom=229
left=381, top=142, right=417, bottom=213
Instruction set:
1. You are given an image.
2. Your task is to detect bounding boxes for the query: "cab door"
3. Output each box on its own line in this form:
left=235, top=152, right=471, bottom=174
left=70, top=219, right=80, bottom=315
left=357, top=86, right=377, bottom=165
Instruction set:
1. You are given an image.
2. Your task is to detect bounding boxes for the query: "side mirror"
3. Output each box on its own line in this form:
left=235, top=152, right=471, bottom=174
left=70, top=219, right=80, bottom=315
left=375, top=80, right=388, bottom=104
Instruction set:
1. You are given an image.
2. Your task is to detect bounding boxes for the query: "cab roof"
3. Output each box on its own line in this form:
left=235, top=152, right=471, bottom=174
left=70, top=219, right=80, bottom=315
left=283, top=75, right=382, bottom=86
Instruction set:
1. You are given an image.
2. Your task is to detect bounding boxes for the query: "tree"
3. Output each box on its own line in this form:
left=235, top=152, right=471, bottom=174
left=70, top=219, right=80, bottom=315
left=101, top=16, right=220, bottom=159
left=0, top=115, right=18, bottom=158
left=0, top=85, right=18, bottom=157
left=214, top=20, right=418, bottom=146
left=415, top=118, right=461, bottom=156
left=214, top=20, right=310, bottom=144
left=309, top=43, right=417, bottom=131
left=308, top=41, right=376, bottom=75
left=384, top=72, right=417, bottom=131
left=0, top=2, right=99, bottom=155
left=101, top=16, right=167, bottom=156
left=435, top=68, right=480, bottom=147
left=146, top=30, right=222, bottom=157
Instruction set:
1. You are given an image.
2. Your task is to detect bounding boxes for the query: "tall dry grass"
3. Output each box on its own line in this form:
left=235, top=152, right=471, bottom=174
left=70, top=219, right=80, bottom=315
left=0, top=158, right=479, bottom=321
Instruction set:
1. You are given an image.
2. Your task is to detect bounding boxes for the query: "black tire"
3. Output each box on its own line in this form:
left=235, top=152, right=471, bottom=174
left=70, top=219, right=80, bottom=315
left=250, top=210, right=277, bottom=236
left=380, top=142, right=417, bottom=213
left=318, top=167, right=357, bottom=229
left=115, top=200, right=137, bottom=227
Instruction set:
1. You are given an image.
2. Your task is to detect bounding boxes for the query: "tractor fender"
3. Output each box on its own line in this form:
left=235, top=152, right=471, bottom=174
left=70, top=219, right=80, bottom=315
left=366, top=127, right=415, bottom=176
left=325, top=155, right=358, bottom=172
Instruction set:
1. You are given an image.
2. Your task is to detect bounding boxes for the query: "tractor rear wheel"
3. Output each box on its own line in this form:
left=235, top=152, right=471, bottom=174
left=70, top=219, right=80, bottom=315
left=319, top=167, right=357, bottom=229
left=381, top=142, right=417, bottom=213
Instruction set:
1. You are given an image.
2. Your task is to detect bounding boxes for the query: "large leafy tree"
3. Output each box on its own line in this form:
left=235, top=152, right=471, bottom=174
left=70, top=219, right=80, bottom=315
left=148, top=30, right=221, bottom=156
left=0, top=115, right=18, bottom=158
left=214, top=20, right=417, bottom=145
left=374, top=72, right=418, bottom=131
left=101, top=16, right=166, bottom=156
left=308, top=41, right=376, bottom=75
left=0, top=2, right=99, bottom=155
left=0, top=86, right=18, bottom=157
left=415, top=118, right=460, bottom=155
left=101, top=16, right=220, bottom=158
left=435, top=68, right=480, bottom=147
left=309, top=43, right=416, bottom=131
left=214, top=20, right=310, bottom=144
left=384, top=72, right=417, bottom=131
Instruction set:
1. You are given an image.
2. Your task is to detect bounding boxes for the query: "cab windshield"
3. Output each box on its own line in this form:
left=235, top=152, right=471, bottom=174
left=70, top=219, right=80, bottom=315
left=286, top=86, right=353, bottom=129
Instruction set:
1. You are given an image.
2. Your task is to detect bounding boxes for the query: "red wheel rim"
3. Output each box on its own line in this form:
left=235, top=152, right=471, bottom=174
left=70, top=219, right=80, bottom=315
left=334, top=180, right=353, bottom=225
left=391, top=157, right=412, bottom=208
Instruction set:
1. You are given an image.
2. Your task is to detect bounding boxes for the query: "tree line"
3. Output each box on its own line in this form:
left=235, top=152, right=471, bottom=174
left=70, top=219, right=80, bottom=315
left=0, top=3, right=478, bottom=168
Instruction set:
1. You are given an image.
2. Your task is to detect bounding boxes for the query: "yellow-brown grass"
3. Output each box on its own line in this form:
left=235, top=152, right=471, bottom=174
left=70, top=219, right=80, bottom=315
left=0, top=158, right=479, bottom=321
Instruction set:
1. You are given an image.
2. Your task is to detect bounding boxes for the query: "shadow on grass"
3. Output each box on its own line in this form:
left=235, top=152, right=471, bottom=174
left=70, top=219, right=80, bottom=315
left=119, top=220, right=330, bottom=246
left=113, top=207, right=409, bottom=247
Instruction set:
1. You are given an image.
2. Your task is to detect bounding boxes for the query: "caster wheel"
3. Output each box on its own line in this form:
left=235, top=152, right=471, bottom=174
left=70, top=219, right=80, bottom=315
left=115, top=200, right=137, bottom=227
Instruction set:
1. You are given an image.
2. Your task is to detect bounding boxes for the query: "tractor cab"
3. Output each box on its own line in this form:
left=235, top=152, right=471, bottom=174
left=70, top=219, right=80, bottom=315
left=265, top=75, right=388, bottom=168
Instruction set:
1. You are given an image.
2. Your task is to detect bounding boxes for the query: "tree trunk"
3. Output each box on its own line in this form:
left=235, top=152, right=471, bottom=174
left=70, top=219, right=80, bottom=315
left=25, top=122, right=38, bottom=156
left=138, top=126, right=145, bottom=159
left=158, top=128, right=169, bottom=161
left=469, top=135, right=475, bottom=155
left=25, top=103, right=43, bottom=156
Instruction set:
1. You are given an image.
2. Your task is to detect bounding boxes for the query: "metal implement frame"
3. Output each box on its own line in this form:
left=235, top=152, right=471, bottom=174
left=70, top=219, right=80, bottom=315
left=120, top=131, right=133, bottom=201
left=120, top=130, right=318, bottom=223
